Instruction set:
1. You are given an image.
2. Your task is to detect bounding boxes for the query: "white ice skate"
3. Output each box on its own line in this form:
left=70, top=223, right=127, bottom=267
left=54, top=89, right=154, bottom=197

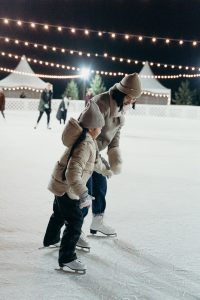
left=56, top=259, right=87, bottom=274
left=76, top=231, right=90, bottom=252
left=90, top=215, right=117, bottom=236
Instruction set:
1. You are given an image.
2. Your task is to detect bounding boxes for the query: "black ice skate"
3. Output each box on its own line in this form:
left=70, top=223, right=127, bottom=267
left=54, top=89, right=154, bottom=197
left=38, top=242, right=60, bottom=250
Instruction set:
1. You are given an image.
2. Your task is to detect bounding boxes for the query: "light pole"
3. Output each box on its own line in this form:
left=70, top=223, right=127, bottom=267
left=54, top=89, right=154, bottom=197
left=80, top=68, right=90, bottom=100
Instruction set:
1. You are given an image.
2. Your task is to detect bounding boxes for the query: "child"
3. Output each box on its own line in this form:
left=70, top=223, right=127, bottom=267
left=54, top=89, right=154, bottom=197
left=43, top=101, right=112, bottom=273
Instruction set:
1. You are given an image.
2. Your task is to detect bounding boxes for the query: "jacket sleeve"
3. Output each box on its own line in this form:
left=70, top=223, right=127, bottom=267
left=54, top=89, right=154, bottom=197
left=107, top=116, right=125, bottom=174
left=93, top=142, right=111, bottom=176
left=65, top=141, right=91, bottom=196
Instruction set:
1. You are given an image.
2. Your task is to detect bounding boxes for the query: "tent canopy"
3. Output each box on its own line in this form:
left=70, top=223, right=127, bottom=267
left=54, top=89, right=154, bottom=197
left=139, top=61, right=171, bottom=96
left=0, top=55, right=47, bottom=90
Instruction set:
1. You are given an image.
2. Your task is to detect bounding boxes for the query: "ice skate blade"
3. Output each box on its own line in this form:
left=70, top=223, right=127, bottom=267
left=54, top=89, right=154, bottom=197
left=38, top=244, right=59, bottom=250
left=76, top=245, right=90, bottom=252
left=90, top=229, right=117, bottom=237
left=55, top=267, right=86, bottom=275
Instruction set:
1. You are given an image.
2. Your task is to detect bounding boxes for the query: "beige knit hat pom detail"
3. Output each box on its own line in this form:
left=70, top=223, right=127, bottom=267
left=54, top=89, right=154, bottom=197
left=79, top=101, right=105, bottom=128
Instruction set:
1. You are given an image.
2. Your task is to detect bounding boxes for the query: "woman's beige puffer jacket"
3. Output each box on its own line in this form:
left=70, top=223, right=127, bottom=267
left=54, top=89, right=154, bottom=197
left=48, top=118, right=110, bottom=200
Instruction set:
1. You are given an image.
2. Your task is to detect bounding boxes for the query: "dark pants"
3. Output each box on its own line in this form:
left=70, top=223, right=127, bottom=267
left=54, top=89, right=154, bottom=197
left=1, top=111, right=5, bottom=118
left=82, top=171, right=107, bottom=218
left=37, top=109, right=51, bottom=125
left=43, top=194, right=83, bottom=266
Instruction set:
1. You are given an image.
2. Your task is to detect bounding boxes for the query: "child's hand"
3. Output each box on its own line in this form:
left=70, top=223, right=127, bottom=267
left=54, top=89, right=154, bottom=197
left=79, top=192, right=95, bottom=209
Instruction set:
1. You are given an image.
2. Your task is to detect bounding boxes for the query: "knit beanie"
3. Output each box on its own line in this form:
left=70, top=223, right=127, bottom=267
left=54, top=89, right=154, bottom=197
left=79, top=101, right=105, bottom=128
left=115, top=73, right=142, bottom=98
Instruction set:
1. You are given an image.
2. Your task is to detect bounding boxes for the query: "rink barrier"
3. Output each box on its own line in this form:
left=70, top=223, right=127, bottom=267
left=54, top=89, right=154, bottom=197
left=5, top=98, right=200, bottom=120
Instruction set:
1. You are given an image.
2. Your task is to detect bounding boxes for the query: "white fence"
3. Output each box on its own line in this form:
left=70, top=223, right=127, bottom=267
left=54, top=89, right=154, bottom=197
left=4, top=98, right=200, bottom=120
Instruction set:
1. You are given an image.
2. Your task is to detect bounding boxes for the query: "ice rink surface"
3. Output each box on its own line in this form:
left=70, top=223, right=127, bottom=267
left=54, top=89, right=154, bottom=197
left=1, top=111, right=200, bottom=300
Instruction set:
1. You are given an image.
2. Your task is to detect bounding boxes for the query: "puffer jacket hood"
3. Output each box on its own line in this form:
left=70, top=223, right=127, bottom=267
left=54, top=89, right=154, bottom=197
left=62, top=117, right=83, bottom=147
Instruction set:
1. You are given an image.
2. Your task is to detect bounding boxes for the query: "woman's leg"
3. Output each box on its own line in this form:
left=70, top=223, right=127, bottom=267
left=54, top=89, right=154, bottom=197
left=36, top=111, right=43, bottom=124
left=91, top=171, right=107, bottom=215
left=45, top=110, right=50, bottom=127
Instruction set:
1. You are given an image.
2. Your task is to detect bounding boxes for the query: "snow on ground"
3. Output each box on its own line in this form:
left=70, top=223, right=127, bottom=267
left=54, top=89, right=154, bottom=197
left=0, top=110, right=200, bottom=300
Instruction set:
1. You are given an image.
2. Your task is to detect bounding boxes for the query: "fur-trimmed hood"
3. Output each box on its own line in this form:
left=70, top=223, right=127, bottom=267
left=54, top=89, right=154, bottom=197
left=62, top=117, right=83, bottom=148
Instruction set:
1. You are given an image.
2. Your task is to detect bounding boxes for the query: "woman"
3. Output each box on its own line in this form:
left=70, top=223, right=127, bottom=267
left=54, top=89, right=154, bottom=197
left=34, top=83, right=53, bottom=129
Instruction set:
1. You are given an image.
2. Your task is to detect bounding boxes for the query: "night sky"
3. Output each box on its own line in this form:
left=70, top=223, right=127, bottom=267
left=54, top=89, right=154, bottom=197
left=0, top=0, right=200, bottom=98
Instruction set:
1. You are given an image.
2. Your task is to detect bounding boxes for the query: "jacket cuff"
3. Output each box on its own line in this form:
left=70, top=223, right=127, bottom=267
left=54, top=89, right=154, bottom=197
left=108, top=147, right=122, bottom=174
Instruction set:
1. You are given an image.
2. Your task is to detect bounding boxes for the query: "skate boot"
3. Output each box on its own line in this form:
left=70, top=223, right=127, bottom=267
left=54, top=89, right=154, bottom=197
left=39, top=237, right=60, bottom=250
left=58, top=259, right=87, bottom=274
left=90, top=214, right=117, bottom=236
left=76, top=231, right=90, bottom=251
left=34, top=123, right=38, bottom=129
left=39, top=242, right=60, bottom=250
left=47, top=124, right=51, bottom=129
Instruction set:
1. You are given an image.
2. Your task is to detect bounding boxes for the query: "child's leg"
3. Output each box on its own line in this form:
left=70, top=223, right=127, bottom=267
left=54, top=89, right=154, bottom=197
left=58, top=195, right=83, bottom=266
left=43, top=196, right=65, bottom=246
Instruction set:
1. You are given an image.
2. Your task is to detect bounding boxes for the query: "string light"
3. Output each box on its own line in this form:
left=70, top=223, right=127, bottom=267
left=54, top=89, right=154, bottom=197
left=0, top=32, right=199, bottom=71
left=44, top=24, right=49, bottom=30
left=0, top=50, right=191, bottom=79
left=31, top=22, right=36, bottom=28
left=1, top=17, right=200, bottom=47
left=142, top=91, right=169, bottom=98
left=0, top=34, right=199, bottom=72
left=0, top=65, right=82, bottom=79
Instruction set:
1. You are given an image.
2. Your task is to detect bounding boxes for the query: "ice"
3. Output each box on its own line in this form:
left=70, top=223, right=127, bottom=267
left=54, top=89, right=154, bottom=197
left=1, top=110, right=200, bottom=299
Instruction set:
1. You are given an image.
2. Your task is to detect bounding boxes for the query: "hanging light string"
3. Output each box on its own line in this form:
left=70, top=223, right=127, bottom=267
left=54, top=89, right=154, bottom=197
left=0, top=17, right=199, bottom=47
left=1, top=52, right=200, bottom=80
left=0, top=50, right=125, bottom=77
left=0, top=65, right=81, bottom=79
left=0, top=64, right=175, bottom=98
left=0, top=35, right=199, bottom=72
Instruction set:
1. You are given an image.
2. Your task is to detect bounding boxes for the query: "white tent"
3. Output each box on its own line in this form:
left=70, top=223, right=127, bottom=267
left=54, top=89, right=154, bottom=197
left=138, top=61, right=171, bottom=105
left=0, top=55, right=48, bottom=98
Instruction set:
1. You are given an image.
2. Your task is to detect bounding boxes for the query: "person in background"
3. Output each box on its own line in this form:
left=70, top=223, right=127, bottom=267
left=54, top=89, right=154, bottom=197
left=62, top=73, right=142, bottom=249
left=34, top=83, right=53, bottom=129
left=56, top=96, right=70, bottom=124
left=43, top=101, right=112, bottom=273
left=85, top=88, right=93, bottom=107
left=19, top=91, right=26, bottom=98
left=0, top=88, right=6, bottom=119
